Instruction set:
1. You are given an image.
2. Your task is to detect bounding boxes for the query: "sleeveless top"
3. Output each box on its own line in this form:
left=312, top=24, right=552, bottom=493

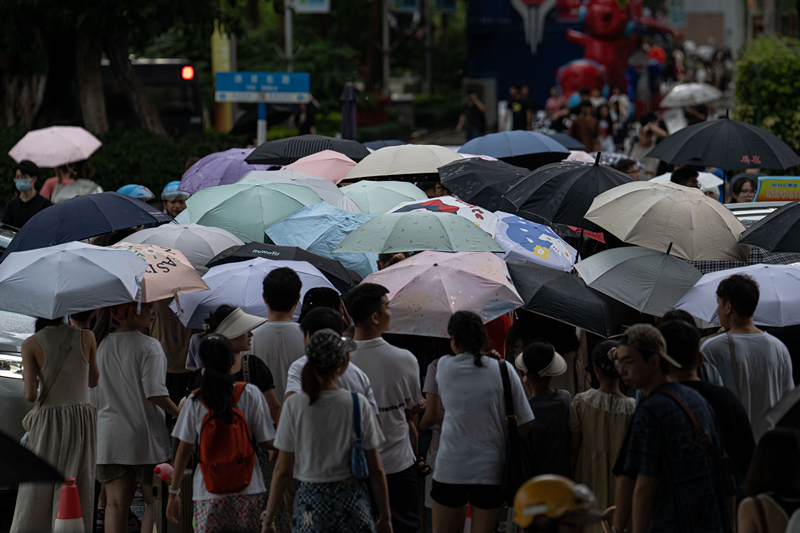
left=32, top=324, right=90, bottom=407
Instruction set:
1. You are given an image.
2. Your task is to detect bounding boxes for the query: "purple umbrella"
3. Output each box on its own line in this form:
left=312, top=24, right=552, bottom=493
left=179, top=148, right=276, bottom=194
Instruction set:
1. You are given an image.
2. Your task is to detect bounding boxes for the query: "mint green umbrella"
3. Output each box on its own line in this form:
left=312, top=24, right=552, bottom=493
left=176, top=182, right=322, bottom=242
left=341, top=180, right=427, bottom=214
left=332, top=211, right=504, bottom=254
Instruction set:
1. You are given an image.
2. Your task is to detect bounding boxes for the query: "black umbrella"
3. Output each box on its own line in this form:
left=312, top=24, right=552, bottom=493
left=646, top=117, right=800, bottom=170
left=765, top=386, right=800, bottom=430
left=0, top=192, right=172, bottom=261
left=245, top=134, right=370, bottom=165
left=363, top=140, right=408, bottom=150
left=545, top=132, right=586, bottom=151
left=508, top=261, right=642, bottom=338
left=206, top=242, right=362, bottom=294
left=738, top=200, right=800, bottom=252
left=503, top=154, right=635, bottom=232
left=439, top=158, right=528, bottom=213
left=0, top=431, right=64, bottom=485
left=340, top=83, right=358, bottom=141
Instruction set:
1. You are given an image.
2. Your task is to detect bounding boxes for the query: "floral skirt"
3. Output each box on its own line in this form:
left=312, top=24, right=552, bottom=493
left=193, top=492, right=267, bottom=533
left=292, top=479, right=375, bottom=533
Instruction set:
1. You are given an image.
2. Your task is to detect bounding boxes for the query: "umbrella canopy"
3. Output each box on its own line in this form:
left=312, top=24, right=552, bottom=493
left=508, top=261, right=641, bottom=338
left=494, top=212, right=577, bottom=271
left=546, top=132, right=587, bottom=150
left=457, top=131, right=569, bottom=170
left=205, top=242, right=362, bottom=294
left=175, top=182, right=322, bottom=242
left=179, top=148, right=274, bottom=194
left=388, top=196, right=499, bottom=236
left=651, top=171, right=723, bottom=190
left=362, top=251, right=523, bottom=337
left=438, top=158, right=528, bottom=213
left=505, top=157, right=635, bottom=232
left=575, top=246, right=703, bottom=316
left=108, top=242, right=209, bottom=303
left=765, top=386, right=800, bottom=430
left=124, top=223, right=243, bottom=276
left=0, top=192, right=172, bottom=261
left=660, top=83, right=723, bottom=108
left=50, top=179, right=103, bottom=204
left=245, top=134, right=370, bottom=165
left=171, top=258, right=338, bottom=327
left=9, top=126, right=101, bottom=167
left=341, top=180, right=427, bottom=214
left=646, top=117, right=800, bottom=170
left=333, top=211, right=505, bottom=254
left=689, top=246, right=800, bottom=275
left=0, top=430, right=64, bottom=486
left=738, top=200, right=800, bottom=253
left=283, top=150, right=356, bottom=184
left=238, top=169, right=361, bottom=212
left=265, top=202, right=378, bottom=279
left=363, top=139, right=408, bottom=150
left=0, top=242, right=146, bottom=319
left=675, top=264, right=800, bottom=327
left=344, top=145, right=464, bottom=181
left=585, top=181, right=748, bottom=261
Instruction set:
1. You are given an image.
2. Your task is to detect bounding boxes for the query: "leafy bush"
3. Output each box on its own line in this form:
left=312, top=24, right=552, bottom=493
left=734, top=36, right=800, bottom=151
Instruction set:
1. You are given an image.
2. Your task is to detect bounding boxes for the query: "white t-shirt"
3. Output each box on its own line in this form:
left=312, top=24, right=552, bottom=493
left=284, top=355, right=379, bottom=413
left=701, top=332, right=795, bottom=440
left=172, top=384, right=275, bottom=500
left=274, top=390, right=384, bottom=482
left=94, top=331, right=172, bottom=465
left=246, top=322, right=306, bottom=399
left=350, top=337, right=422, bottom=475
left=434, top=354, right=534, bottom=485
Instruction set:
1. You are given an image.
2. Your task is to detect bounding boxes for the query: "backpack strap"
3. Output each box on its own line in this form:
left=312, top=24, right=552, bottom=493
left=352, top=392, right=362, bottom=442
left=242, top=355, right=251, bottom=384
left=654, top=387, right=725, bottom=468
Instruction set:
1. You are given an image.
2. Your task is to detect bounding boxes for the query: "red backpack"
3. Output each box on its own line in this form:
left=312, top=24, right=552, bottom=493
left=194, top=382, right=258, bottom=494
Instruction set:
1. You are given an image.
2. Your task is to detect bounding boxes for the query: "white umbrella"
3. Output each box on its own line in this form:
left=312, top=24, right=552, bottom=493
left=50, top=179, right=104, bottom=204
left=651, top=172, right=723, bottom=190
left=170, top=258, right=338, bottom=327
left=238, top=169, right=362, bottom=212
left=0, top=242, right=146, bottom=319
left=9, top=126, right=102, bottom=168
left=675, top=264, right=800, bottom=327
left=660, top=83, right=722, bottom=108
left=344, top=145, right=464, bottom=181
left=124, top=223, right=244, bottom=276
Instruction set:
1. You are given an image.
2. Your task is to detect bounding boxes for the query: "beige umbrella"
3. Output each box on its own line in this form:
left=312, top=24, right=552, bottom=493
left=108, top=242, right=209, bottom=307
left=343, top=145, right=464, bottom=181
left=584, top=181, right=749, bottom=261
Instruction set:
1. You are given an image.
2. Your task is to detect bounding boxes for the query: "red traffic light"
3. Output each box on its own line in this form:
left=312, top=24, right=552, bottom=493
left=181, top=66, right=194, bottom=80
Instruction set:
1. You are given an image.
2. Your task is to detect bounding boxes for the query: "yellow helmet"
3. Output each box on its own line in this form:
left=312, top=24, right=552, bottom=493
left=513, top=475, right=602, bottom=529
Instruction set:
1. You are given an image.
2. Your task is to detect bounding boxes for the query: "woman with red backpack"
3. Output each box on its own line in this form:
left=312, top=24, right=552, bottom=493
left=167, top=333, right=276, bottom=532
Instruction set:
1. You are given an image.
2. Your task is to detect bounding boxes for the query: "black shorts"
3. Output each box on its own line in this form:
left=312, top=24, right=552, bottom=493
left=430, top=480, right=504, bottom=510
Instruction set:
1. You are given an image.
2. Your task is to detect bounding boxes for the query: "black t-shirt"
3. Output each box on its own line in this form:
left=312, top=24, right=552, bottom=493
left=1, top=193, right=51, bottom=228
left=298, top=112, right=316, bottom=135
left=509, top=98, right=530, bottom=131
left=188, top=354, right=275, bottom=396
left=526, top=390, right=571, bottom=477
left=462, top=103, right=485, bottom=132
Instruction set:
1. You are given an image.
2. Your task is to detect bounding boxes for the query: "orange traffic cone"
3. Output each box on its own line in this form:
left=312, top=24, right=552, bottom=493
left=54, top=478, right=83, bottom=532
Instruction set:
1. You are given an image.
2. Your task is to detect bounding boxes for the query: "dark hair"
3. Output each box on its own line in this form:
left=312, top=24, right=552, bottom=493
left=70, top=310, right=94, bottom=323
left=671, top=167, right=699, bottom=186
left=298, top=287, right=340, bottom=323
left=521, top=340, right=556, bottom=382
left=590, top=339, right=621, bottom=378
left=56, top=164, right=71, bottom=174
left=618, top=334, right=671, bottom=375
left=35, top=317, right=63, bottom=332
left=378, top=252, right=408, bottom=268
left=732, top=176, right=757, bottom=198
left=716, top=274, right=759, bottom=319
left=579, top=88, right=590, bottom=96
left=658, top=320, right=700, bottom=369
left=579, top=100, right=593, bottom=109
left=415, top=181, right=436, bottom=192
left=344, top=283, right=389, bottom=325
left=301, top=330, right=349, bottom=404
left=745, top=428, right=800, bottom=498
left=639, top=112, right=657, bottom=126
left=658, top=309, right=695, bottom=327
left=205, top=305, right=237, bottom=333
left=196, top=334, right=236, bottom=423
left=262, top=267, right=302, bottom=312
left=74, top=160, right=95, bottom=181
left=447, top=311, right=487, bottom=367
left=300, top=307, right=344, bottom=336
left=15, top=160, right=39, bottom=179
left=614, top=159, right=637, bottom=173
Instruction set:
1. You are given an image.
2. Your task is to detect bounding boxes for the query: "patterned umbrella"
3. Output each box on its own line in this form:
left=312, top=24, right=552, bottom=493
left=245, top=134, right=370, bottom=165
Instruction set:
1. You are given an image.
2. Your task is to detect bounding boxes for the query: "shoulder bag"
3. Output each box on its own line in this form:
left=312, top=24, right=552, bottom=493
left=22, top=327, right=77, bottom=432
left=498, top=359, right=532, bottom=504
left=350, top=392, right=370, bottom=479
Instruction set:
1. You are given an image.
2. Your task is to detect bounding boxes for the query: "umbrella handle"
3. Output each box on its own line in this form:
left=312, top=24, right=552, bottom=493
left=136, top=279, right=142, bottom=315
left=666, top=242, right=673, bottom=255
left=173, top=289, right=183, bottom=319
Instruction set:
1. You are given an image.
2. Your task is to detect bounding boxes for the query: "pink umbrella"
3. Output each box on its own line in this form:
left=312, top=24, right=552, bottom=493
left=9, top=126, right=101, bottom=168
left=283, top=150, right=356, bottom=184
left=566, top=150, right=596, bottom=163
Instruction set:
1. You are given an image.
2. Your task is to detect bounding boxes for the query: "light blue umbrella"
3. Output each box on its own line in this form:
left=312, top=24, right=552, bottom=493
left=494, top=211, right=578, bottom=271
left=265, top=202, right=378, bottom=279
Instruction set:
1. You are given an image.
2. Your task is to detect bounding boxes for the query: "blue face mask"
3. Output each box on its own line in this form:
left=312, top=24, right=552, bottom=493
left=15, top=179, right=31, bottom=192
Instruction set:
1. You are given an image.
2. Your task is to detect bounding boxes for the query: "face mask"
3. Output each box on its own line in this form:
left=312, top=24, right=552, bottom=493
left=15, top=179, right=31, bottom=192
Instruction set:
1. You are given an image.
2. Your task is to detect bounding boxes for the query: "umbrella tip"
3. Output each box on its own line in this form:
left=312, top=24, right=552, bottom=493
left=594, top=152, right=601, bottom=166
left=666, top=242, right=673, bottom=255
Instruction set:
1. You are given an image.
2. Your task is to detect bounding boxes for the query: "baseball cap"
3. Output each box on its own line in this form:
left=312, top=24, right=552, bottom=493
left=622, top=323, right=682, bottom=368
left=515, top=341, right=567, bottom=377
left=306, top=328, right=357, bottom=373
left=213, top=308, right=267, bottom=339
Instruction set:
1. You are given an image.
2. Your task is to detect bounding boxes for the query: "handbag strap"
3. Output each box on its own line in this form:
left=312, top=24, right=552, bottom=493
left=654, top=387, right=725, bottom=469
left=36, top=326, right=77, bottom=407
left=726, top=332, right=744, bottom=399
left=242, top=354, right=251, bottom=384
left=754, top=496, right=770, bottom=533
left=497, top=359, right=518, bottom=432
left=351, top=392, right=362, bottom=441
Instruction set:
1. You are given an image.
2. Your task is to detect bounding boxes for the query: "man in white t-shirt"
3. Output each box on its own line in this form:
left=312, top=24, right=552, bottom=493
left=345, top=283, right=423, bottom=533
left=701, top=274, right=795, bottom=440
left=247, top=267, right=306, bottom=399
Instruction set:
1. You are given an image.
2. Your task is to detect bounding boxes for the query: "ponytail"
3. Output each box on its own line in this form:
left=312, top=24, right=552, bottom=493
left=447, top=311, right=488, bottom=367
left=92, top=307, right=114, bottom=346
left=196, top=334, right=236, bottom=423
left=35, top=317, right=63, bottom=332
left=301, top=362, right=324, bottom=405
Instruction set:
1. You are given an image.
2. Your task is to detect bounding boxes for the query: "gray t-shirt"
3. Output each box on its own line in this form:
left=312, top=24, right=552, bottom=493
left=702, top=332, right=795, bottom=440
left=246, top=321, right=306, bottom=400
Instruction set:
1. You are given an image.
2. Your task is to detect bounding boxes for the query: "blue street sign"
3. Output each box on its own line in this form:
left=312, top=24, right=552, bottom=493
left=215, top=72, right=311, bottom=103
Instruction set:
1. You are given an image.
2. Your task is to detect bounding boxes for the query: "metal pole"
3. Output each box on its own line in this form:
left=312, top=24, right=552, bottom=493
left=382, top=0, right=390, bottom=94
left=425, top=0, right=432, bottom=99
left=285, top=0, right=294, bottom=72
left=257, top=102, right=268, bottom=145
left=230, top=32, right=238, bottom=125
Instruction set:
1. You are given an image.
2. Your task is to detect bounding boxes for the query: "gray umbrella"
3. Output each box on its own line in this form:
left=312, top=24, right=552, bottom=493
left=574, top=244, right=702, bottom=317
left=340, top=82, right=358, bottom=141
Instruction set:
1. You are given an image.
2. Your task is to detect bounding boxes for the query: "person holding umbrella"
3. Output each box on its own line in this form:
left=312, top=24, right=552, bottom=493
left=2, top=160, right=51, bottom=228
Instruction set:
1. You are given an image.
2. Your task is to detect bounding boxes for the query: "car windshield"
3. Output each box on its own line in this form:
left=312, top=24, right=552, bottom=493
left=0, top=311, right=36, bottom=352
